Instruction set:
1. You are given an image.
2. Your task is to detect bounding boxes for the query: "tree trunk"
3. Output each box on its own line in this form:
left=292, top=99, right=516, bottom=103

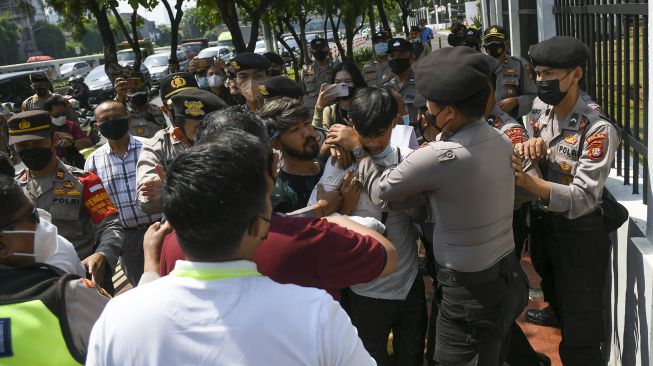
left=130, top=10, right=142, bottom=72
left=368, top=0, right=376, bottom=42
left=274, top=18, right=300, bottom=82
left=376, top=0, right=392, bottom=37
left=281, top=15, right=304, bottom=66
left=88, top=0, right=119, bottom=83
left=400, top=2, right=410, bottom=37
left=329, top=14, right=346, bottom=60
left=161, top=0, right=183, bottom=70
left=214, top=0, right=247, bottom=52
left=296, top=2, right=309, bottom=65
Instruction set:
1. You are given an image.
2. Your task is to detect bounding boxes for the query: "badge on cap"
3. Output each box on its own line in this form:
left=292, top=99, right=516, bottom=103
left=18, top=120, right=30, bottom=130
left=184, top=101, right=205, bottom=117
left=230, top=60, right=240, bottom=70
left=259, top=85, right=269, bottom=96
left=171, top=76, right=187, bottom=89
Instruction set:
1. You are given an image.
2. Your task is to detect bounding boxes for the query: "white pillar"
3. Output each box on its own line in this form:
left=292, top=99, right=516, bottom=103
left=536, top=0, right=556, bottom=41
left=480, top=0, right=489, bottom=29
left=507, top=0, right=521, bottom=56
left=489, top=0, right=497, bottom=25
left=494, top=0, right=503, bottom=26
left=648, top=0, right=653, bottom=238
left=447, top=3, right=453, bottom=24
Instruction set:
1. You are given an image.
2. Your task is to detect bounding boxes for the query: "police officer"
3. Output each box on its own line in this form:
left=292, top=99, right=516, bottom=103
left=263, top=51, right=285, bottom=76
left=136, top=88, right=226, bottom=215
left=300, top=38, right=335, bottom=115
left=384, top=38, right=418, bottom=128
left=114, top=74, right=166, bottom=139
left=9, top=110, right=124, bottom=293
left=363, top=31, right=393, bottom=86
left=158, top=72, right=199, bottom=124
left=369, top=47, right=528, bottom=365
left=514, top=36, right=618, bottom=366
left=258, top=76, right=304, bottom=102
left=409, top=26, right=429, bottom=60
left=483, top=25, right=537, bottom=119
left=229, top=52, right=271, bottom=112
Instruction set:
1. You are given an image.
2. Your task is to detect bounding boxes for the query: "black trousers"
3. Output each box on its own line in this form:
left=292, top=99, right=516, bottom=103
left=347, top=276, right=427, bottom=366
left=120, top=227, right=146, bottom=286
left=433, top=255, right=529, bottom=366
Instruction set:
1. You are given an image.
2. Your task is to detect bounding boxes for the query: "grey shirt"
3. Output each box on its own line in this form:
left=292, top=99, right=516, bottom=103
left=495, top=56, right=537, bottom=118
left=370, top=120, right=516, bottom=272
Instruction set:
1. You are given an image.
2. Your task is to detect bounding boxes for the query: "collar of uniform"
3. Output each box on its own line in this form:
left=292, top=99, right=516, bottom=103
left=106, top=135, right=140, bottom=157
left=172, top=259, right=260, bottom=280
left=556, top=96, right=589, bottom=131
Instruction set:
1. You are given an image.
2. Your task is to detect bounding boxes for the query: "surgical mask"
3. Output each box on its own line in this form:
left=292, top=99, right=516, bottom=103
left=6, top=220, right=58, bottom=263
left=402, top=114, right=410, bottom=125
left=128, top=92, right=148, bottom=107
left=374, top=43, right=388, bottom=56
left=371, top=145, right=394, bottom=166
left=197, top=77, right=209, bottom=89
left=389, top=58, right=411, bottom=74
left=208, top=75, right=224, bottom=88
left=314, top=50, right=328, bottom=61
left=51, top=116, right=66, bottom=126
left=99, top=118, right=129, bottom=140
left=484, top=42, right=505, bottom=58
left=18, top=147, right=53, bottom=171
left=536, top=71, right=573, bottom=106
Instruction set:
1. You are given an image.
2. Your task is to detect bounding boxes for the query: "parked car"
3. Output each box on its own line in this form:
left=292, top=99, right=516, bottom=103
left=180, top=39, right=209, bottom=60
left=60, top=61, right=91, bottom=79
left=86, top=64, right=153, bottom=104
left=254, top=40, right=267, bottom=55
left=197, top=46, right=233, bottom=61
left=144, top=51, right=189, bottom=86
left=117, top=49, right=152, bottom=67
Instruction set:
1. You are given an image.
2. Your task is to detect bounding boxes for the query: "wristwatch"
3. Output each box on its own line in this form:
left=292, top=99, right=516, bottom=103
left=353, top=146, right=365, bottom=159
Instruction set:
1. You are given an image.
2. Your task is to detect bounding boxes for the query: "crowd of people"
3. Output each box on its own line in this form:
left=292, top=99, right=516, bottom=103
left=0, top=22, right=624, bottom=366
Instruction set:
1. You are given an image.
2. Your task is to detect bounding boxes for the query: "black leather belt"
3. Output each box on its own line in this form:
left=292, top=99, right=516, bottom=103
left=436, top=252, right=517, bottom=287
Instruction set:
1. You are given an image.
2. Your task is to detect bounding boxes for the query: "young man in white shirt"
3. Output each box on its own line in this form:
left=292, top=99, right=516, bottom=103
left=87, top=130, right=374, bottom=366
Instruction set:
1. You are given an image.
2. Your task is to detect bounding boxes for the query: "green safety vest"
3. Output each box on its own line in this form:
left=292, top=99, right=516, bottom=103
left=0, top=264, right=84, bottom=365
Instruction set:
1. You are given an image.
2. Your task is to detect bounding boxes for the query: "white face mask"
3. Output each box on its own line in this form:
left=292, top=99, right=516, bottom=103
left=52, top=116, right=66, bottom=126
left=5, top=219, right=58, bottom=262
left=208, top=75, right=224, bottom=88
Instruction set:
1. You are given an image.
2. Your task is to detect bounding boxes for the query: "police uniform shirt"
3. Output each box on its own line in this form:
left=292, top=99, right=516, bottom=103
left=127, top=103, right=167, bottom=139
left=383, top=71, right=418, bottom=126
left=135, top=127, right=189, bottom=214
left=17, top=160, right=124, bottom=269
left=526, top=95, right=618, bottom=219
left=301, top=61, right=335, bottom=110
left=363, top=59, right=392, bottom=86
left=367, top=120, right=516, bottom=272
left=487, top=104, right=529, bottom=146
left=495, top=56, right=537, bottom=118
left=87, top=260, right=375, bottom=365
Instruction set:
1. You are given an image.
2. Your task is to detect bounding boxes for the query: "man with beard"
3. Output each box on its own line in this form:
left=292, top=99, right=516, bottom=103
left=258, top=97, right=323, bottom=213
left=383, top=38, right=418, bottom=129
left=300, top=38, right=335, bottom=116
left=9, top=110, right=124, bottom=294
left=230, top=52, right=271, bottom=112
left=114, top=75, right=166, bottom=139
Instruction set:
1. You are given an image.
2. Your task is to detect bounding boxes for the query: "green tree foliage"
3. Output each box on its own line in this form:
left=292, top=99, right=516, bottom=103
left=32, top=20, right=68, bottom=58
left=158, top=25, right=172, bottom=46
left=0, top=15, right=21, bottom=65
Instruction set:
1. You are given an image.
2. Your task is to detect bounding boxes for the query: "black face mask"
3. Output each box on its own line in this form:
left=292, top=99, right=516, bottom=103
left=536, top=71, right=573, bottom=106
left=270, top=69, right=282, bottom=77
left=99, top=118, right=129, bottom=140
left=484, top=42, right=505, bottom=58
left=389, top=58, right=411, bottom=74
left=19, top=147, right=53, bottom=171
left=314, top=50, right=328, bottom=61
left=129, top=93, right=148, bottom=107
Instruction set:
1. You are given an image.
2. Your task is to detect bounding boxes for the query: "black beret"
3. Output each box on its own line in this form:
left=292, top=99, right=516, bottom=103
left=8, top=110, right=52, bottom=145
left=263, top=52, right=283, bottom=65
left=259, top=76, right=303, bottom=99
left=483, top=25, right=507, bottom=41
left=481, top=53, right=500, bottom=75
left=29, top=72, right=49, bottom=83
left=159, top=72, right=198, bottom=102
left=414, top=47, right=490, bottom=104
left=373, top=31, right=389, bottom=43
left=310, top=38, right=328, bottom=49
left=388, top=38, right=413, bottom=52
left=464, top=28, right=481, bottom=41
left=230, top=52, right=271, bottom=72
left=528, top=36, right=590, bottom=69
left=413, top=92, right=427, bottom=109
left=171, top=89, right=227, bottom=121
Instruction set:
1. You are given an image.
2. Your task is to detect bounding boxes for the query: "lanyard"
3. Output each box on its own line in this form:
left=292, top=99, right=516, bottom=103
left=172, top=267, right=261, bottom=281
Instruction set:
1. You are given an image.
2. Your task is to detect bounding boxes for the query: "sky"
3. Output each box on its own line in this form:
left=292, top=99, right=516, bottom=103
left=116, top=0, right=197, bottom=26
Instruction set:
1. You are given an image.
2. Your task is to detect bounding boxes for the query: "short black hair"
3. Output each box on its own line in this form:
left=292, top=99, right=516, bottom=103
left=196, top=107, right=269, bottom=145
left=450, top=83, right=491, bottom=120
left=331, top=61, right=367, bottom=89
left=0, top=175, right=26, bottom=225
left=43, top=95, right=67, bottom=112
left=257, top=97, right=309, bottom=133
left=162, top=131, right=268, bottom=260
left=0, top=152, right=14, bottom=177
left=349, top=86, right=398, bottom=137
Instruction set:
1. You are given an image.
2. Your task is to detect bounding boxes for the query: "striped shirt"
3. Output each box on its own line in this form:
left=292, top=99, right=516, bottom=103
left=85, top=136, right=160, bottom=228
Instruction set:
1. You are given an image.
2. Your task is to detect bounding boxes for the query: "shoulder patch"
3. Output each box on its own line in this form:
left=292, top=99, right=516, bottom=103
left=505, top=128, right=526, bottom=145
left=436, top=150, right=456, bottom=162
left=79, top=172, right=118, bottom=224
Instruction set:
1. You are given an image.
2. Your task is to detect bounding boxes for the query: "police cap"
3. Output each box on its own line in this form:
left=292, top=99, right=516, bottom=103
left=259, top=76, right=303, bottom=99
left=263, top=52, right=284, bottom=66
left=171, top=89, right=227, bottom=121
left=464, top=28, right=481, bottom=41
left=528, top=36, right=590, bottom=69
left=414, top=47, right=490, bottom=104
left=159, top=72, right=198, bottom=103
left=310, top=38, right=328, bottom=49
left=29, top=72, right=49, bottom=83
left=7, top=110, right=52, bottom=145
left=387, top=38, right=413, bottom=52
left=230, top=52, right=271, bottom=72
left=482, top=25, right=507, bottom=41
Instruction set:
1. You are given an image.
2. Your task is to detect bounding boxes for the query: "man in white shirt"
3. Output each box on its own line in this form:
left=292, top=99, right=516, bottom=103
left=87, top=130, right=374, bottom=366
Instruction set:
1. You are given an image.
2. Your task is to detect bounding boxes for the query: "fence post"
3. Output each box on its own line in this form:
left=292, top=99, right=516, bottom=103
left=537, top=0, right=556, bottom=41
left=508, top=0, right=522, bottom=56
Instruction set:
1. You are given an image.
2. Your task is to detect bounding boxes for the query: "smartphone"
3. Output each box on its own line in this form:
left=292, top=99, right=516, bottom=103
left=332, top=83, right=349, bottom=97
left=198, top=58, right=213, bottom=68
left=126, top=78, right=143, bottom=90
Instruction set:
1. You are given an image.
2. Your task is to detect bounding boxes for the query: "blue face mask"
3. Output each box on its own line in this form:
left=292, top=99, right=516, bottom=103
left=371, top=145, right=393, bottom=165
left=374, top=43, right=388, bottom=56
left=197, top=77, right=209, bottom=89
left=402, top=114, right=410, bottom=125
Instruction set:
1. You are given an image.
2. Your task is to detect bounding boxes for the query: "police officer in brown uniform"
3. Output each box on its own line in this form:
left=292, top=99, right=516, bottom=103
left=483, top=26, right=537, bottom=120
left=136, top=88, right=226, bottom=214
left=383, top=38, right=419, bottom=128
left=300, top=38, right=335, bottom=116
left=114, top=75, right=167, bottom=139
left=363, top=31, right=393, bottom=86
left=514, top=36, right=619, bottom=366
left=9, top=110, right=123, bottom=292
